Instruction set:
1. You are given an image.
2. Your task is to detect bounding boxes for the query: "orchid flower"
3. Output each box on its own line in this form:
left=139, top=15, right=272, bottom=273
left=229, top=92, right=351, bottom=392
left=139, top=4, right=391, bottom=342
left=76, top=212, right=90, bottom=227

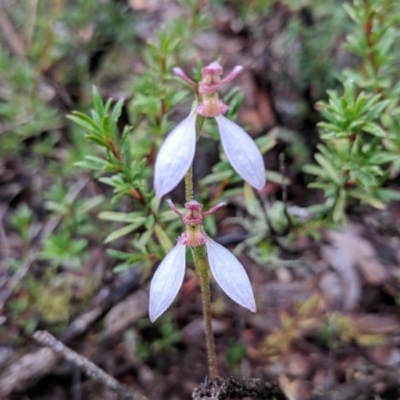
left=149, top=200, right=256, bottom=322
left=154, top=62, right=266, bottom=198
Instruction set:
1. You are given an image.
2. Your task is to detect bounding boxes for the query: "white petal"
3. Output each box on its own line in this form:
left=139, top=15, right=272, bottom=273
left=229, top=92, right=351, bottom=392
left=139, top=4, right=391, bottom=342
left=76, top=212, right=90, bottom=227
left=149, top=243, right=186, bottom=322
left=215, top=115, right=265, bottom=190
left=154, top=114, right=197, bottom=198
left=206, top=239, right=256, bottom=312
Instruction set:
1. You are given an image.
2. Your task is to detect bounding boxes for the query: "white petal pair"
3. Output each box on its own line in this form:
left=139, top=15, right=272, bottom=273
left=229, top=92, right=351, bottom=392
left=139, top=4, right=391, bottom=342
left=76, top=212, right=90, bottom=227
left=154, top=115, right=265, bottom=198
left=149, top=238, right=256, bottom=322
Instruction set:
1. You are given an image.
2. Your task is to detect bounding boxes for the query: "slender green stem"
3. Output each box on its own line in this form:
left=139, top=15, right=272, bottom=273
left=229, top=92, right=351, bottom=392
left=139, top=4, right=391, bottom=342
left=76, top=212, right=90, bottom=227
left=184, top=114, right=205, bottom=203
left=185, top=166, right=193, bottom=202
left=191, top=245, right=217, bottom=379
left=183, top=106, right=217, bottom=376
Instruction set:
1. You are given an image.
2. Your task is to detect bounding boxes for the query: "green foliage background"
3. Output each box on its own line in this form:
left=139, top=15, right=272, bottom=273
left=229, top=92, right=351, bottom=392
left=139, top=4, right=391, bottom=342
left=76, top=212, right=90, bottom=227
left=1, top=0, right=399, bottom=340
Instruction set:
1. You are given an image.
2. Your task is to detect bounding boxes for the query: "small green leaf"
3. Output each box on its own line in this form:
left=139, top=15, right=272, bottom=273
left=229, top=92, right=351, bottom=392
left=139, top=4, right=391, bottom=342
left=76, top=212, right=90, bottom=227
left=134, top=228, right=153, bottom=251
left=92, top=86, right=105, bottom=115
left=266, top=170, right=291, bottom=185
left=244, top=183, right=259, bottom=217
left=315, top=154, right=342, bottom=186
left=203, top=215, right=217, bottom=237
left=308, top=182, right=330, bottom=190
left=145, top=214, right=155, bottom=230
left=363, top=122, right=385, bottom=137
left=353, top=170, right=375, bottom=188
left=67, top=113, right=100, bottom=133
left=107, top=249, right=133, bottom=260
left=74, top=155, right=109, bottom=171
left=113, top=259, right=143, bottom=273
left=200, top=170, right=233, bottom=185
left=343, top=3, right=357, bottom=22
left=256, top=135, right=277, bottom=154
left=350, top=190, right=386, bottom=209
left=102, top=115, right=111, bottom=138
left=104, top=221, right=145, bottom=243
left=303, top=164, right=327, bottom=178
left=370, top=152, right=398, bottom=164
left=375, top=188, right=400, bottom=202
left=110, top=99, right=124, bottom=128
left=333, top=191, right=346, bottom=223
left=99, top=211, right=144, bottom=223
left=154, top=224, right=173, bottom=253
left=79, top=196, right=104, bottom=214
left=86, top=134, right=108, bottom=147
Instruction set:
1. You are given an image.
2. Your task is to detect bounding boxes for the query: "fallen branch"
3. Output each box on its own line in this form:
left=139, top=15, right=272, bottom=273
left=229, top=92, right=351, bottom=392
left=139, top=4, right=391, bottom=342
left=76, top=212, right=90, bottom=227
left=0, top=267, right=142, bottom=397
left=33, top=330, right=149, bottom=400
left=0, top=348, right=57, bottom=395
left=192, top=376, right=287, bottom=400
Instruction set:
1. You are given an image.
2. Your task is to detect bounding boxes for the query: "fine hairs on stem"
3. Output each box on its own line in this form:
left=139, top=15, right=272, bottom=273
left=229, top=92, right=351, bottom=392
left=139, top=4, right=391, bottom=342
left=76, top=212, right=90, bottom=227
left=192, top=246, right=218, bottom=379
left=185, top=165, right=193, bottom=202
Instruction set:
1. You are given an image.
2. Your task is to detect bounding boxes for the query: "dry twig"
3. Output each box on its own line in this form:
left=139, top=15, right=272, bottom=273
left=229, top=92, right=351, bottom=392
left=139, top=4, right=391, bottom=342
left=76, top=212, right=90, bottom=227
left=0, top=348, right=57, bottom=395
left=33, top=330, right=149, bottom=400
left=0, top=3, right=26, bottom=58
left=0, top=268, right=142, bottom=396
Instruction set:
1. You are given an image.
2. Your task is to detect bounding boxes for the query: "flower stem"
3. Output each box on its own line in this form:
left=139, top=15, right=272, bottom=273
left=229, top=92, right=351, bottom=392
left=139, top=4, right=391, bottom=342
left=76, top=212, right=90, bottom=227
left=185, top=166, right=193, bottom=202
left=184, top=114, right=205, bottom=203
left=184, top=107, right=216, bottom=376
left=191, top=245, right=218, bottom=379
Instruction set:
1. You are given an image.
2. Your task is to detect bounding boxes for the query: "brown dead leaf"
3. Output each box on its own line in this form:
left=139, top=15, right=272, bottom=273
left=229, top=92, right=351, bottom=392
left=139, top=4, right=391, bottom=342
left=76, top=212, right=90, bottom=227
left=279, top=374, right=311, bottom=400
left=285, top=351, right=313, bottom=378
left=326, top=224, right=389, bottom=285
left=255, top=85, right=277, bottom=126
left=321, top=243, right=361, bottom=311
left=240, top=109, right=264, bottom=131
left=312, top=368, right=334, bottom=396
left=321, top=224, right=391, bottom=310
left=353, top=314, right=400, bottom=335
left=182, top=318, right=229, bottom=342
left=367, top=345, right=400, bottom=366
left=103, top=289, right=148, bottom=337
left=318, top=271, right=343, bottom=308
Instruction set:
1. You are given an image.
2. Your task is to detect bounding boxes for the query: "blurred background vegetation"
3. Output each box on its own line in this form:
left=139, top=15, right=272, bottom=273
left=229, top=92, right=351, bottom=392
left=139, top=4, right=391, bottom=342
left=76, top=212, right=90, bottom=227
left=1, top=0, right=400, bottom=399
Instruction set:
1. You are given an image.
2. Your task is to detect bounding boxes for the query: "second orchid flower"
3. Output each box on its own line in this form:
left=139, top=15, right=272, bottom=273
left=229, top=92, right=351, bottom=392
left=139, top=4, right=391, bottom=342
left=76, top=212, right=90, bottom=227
left=154, top=62, right=266, bottom=198
left=149, top=200, right=256, bottom=322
